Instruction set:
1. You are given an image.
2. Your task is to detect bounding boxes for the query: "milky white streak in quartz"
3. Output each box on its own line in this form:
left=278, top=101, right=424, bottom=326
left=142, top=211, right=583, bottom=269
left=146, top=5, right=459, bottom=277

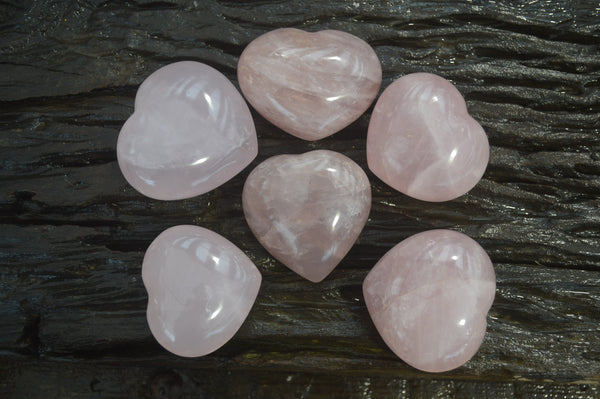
left=117, top=61, right=258, bottom=200
left=142, top=225, right=261, bottom=357
left=238, top=28, right=382, bottom=141
left=363, top=229, right=496, bottom=372
left=243, top=150, right=371, bottom=282
left=367, top=73, right=489, bottom=202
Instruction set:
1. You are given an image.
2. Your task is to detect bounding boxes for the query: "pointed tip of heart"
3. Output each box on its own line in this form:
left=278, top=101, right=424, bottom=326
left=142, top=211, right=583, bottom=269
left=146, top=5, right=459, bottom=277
left=292, top=263, right=335, bottom=283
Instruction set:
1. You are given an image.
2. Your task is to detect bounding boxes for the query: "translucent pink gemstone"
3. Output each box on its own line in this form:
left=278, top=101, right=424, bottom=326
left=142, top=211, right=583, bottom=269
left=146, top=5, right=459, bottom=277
left=117, top=61, right=258, bottom=200
left=367, top=73, right=489, bottom=202
left=243, top=150, right=371, bottom=282
left=142, top=225, right=262, bottom=357
left=238, top=28, right=382, bottom=141
left=363, top=229, right=496, bottom=372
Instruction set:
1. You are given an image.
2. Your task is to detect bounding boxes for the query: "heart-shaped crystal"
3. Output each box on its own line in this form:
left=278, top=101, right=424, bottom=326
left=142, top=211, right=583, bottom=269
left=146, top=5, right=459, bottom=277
left=117, top=61, right=258, bottom=200
left=363, top=229, right=496, bottom=372
left=367, top=73, right=489, bottom=202
left=238, top=28, right=382, bottom=141
left=243, top=150, right=371, bottom=282
left=142, top=225, right=262, bottom=357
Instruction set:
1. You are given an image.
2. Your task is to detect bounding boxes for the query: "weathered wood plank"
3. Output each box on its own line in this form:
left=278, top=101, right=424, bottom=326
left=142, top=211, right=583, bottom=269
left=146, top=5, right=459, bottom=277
left=1, top=0, right=600, bottom=397
left=2, top=360, right=600, bottom=399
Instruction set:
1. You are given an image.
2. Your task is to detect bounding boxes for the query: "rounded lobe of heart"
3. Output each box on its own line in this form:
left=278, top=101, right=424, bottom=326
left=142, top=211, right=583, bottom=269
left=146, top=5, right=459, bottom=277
left=142, top=225, right=262, bottom=357
left=367, top=73, right=489, bottom=202
left=238, top=28, right=382, bottom=141
left=242, top=150, right=371, bottom=282
left=363, top=229, right=496, bottom=373
left=117, top=61, right=258, bottom=200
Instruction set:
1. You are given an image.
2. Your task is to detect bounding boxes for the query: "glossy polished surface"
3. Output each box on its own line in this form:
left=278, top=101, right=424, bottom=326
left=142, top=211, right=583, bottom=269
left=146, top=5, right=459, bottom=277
left=243, top=150, right=371, bottom=282
left=142, top=225, right=262, bottom=357
left=117, top=61, right=258, bottom=200
left=238, top=28, right=382, bottom=141
left=367, top=73, right=489, bottom=202
left=363, top=230, right=496, bottom=372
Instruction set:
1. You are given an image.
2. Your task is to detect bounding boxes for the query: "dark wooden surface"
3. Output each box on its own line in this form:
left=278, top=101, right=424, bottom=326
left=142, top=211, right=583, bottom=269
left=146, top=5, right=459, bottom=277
left=1, top=0, right=599, bottom=398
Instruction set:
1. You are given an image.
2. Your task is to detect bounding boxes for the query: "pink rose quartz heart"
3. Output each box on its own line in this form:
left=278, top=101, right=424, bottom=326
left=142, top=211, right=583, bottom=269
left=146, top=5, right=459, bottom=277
left=117, top=61, right=258, bottom=200
left=367, top=73, right=489, bottom=202
left=363, top=229, right=496, bottom=373
left=238, top=28, right=382, bottom=141
left=142, top=225, right=262, bottom=357
left=243, top=150, right=371, bottom=282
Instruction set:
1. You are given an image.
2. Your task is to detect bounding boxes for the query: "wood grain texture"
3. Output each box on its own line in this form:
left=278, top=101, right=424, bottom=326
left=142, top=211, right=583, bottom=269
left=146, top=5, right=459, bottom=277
left=1, top=0, right=599, bottom=397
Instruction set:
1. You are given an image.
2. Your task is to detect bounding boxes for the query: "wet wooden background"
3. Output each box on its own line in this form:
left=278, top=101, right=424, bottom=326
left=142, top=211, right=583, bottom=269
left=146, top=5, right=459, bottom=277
left=1, top=0, right=599, bottom=398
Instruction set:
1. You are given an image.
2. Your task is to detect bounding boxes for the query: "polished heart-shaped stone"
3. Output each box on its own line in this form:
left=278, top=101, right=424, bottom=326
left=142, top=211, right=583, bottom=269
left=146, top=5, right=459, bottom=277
left=238, top=28, right=382, bottom=141
left=367, top=73, right=489, bottom=202
left=363, top=229, right=496, bottom=372
left=243, top=150, right=371, bottom=282
left=117, top=61, right=258, bottom=200
left=142, top=225, right=262, bottom=357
